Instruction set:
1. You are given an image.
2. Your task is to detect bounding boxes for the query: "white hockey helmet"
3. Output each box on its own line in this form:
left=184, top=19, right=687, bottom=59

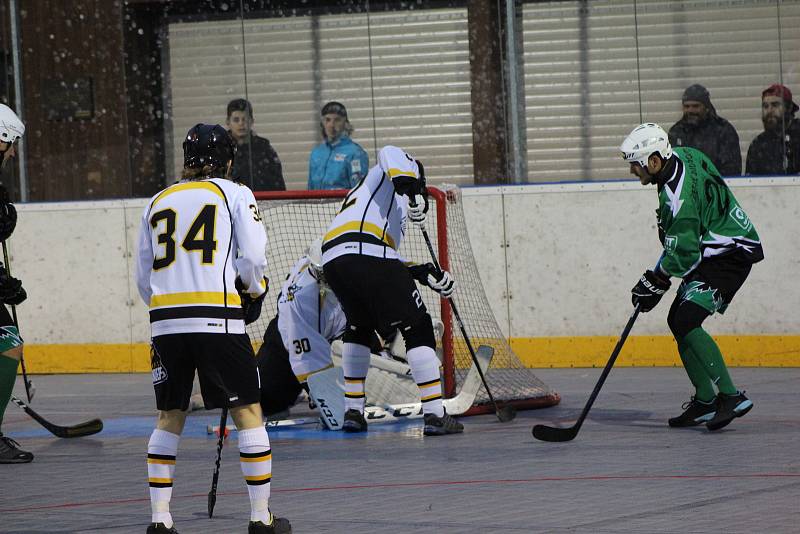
left=0, top=104, right=25, bottom=145
left=620, top=123, right=672, bottom=167
left=307, top=237, right=324, bottom=279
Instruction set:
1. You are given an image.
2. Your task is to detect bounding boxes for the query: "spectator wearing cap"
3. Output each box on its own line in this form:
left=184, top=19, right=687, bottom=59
left=746, top=84, right=800, bottom=175
left=668, top=84, right=742, bottom=176
left=226, top=98, right=285, bottom=191
left=307, top=101, right=369, bottom=190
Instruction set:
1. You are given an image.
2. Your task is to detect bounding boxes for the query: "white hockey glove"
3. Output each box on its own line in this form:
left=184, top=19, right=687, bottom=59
left=407, top=194, right=428, bottom=229
left=409, top=263, right=456, bottom=298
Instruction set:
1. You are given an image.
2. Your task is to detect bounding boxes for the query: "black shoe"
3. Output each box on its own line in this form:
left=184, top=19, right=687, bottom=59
left=342, top=409, right=368, bottom=433
left=423, top=411, right=464, bottom=436
left=248, top=516, right=292, bottom=533
left=0, top=433, right=34, bottom=464
left=146, top=523, right=178, bottom=534
left=668, top=396, right=716, bottom=427
left=706, top=391, right=753, bottom=431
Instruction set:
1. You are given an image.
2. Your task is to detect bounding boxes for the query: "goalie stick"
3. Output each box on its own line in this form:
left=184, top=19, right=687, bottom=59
left=308, top=344, right=494, bottom=430
left=10, top=395, right=103, bottom=438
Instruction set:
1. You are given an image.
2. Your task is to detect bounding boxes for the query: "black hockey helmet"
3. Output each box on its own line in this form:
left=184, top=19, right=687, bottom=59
left=182, top=123, right=236, bottom=170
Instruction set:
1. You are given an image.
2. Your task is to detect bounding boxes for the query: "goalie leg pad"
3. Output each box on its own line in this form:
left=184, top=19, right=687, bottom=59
left=398, top=313, right=436, bottom=351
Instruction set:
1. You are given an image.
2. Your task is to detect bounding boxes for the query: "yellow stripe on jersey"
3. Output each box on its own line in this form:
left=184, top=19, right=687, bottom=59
left=421, top=393, right=442, bottom=402
left=152, top=181, right=226, bottom=207
left=150, top=291, right=241, bottom=308
left=386, top=167, right=417, bottom=179
left=148, top=477, right=172, bottom=484
left=324, top=221, right=396, bottom=250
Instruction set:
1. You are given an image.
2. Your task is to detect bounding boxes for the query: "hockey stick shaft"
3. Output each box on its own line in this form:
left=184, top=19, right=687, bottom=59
left=532, top=305, right=641, bottom=442
left=532, top=257, right=662, bottom=442
left=2, top=240, right=33, bottom=403
left=417, top=225, right=514, bottom=421
left=10, top=395, right=103, bottom=438
left=208, top=407, right=228, bottom=518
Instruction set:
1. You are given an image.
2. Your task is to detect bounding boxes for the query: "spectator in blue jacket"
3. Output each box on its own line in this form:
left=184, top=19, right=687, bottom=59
left=307, top=101, right=369, bottom=190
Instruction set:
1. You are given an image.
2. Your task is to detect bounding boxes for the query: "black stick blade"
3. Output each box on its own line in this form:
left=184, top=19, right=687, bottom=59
left=208, top=489, right=217, bottom=518
left=59, top=418, right=103, bottom=438
left=497, top=405, right=516, bottom=422
left=531, top=424, right=578, bottom=442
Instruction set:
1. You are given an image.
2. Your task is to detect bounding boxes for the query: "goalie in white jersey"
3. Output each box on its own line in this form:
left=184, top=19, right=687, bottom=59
left=136, top=124, right=290, bottom=534
left=257, top=239, right=346, bottom=417
left=322, top=145, right=461, bottom=436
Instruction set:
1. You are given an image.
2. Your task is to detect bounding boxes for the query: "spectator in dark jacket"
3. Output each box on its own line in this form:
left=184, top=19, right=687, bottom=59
left=668, top=84, right=742, bottom=176
left=226, top=98, right=285, bottom=191
left=746, top=83, right=800, bottom=176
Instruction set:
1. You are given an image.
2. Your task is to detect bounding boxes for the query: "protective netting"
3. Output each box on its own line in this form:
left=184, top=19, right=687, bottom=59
left=251, top=187, right=559, bottom=413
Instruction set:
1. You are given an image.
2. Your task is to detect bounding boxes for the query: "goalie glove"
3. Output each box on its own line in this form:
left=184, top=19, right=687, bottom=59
left=0, top=265, right=25, bottom=305
left=409, top=263, right=456, bottom=298
left=631, top=269, right=670, bottom=313
left=235, top=276, right=268, bottom=325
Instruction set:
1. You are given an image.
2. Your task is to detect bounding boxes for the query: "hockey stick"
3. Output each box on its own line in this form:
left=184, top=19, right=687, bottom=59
left=531, top=304, right=641, bottom=442
left=416, top=223, right=516, bottom=422
left=531, top=258, right=662, bottom=442
left=2, top=240, right=34, bottom=402
left=206, top=417, right=321, bottom=435
left=207, top=407, right=228, bottom=518
left=308, top=344, right=494, bottom=429
left=10, top=395, right=103, bottom=438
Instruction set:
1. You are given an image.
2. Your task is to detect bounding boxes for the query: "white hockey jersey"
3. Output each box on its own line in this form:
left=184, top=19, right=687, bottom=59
left=276, top=256, right=347, bottom=382
left=136, top=178, right=268, bottom=336
left=321, top=145, right=418, bottom=264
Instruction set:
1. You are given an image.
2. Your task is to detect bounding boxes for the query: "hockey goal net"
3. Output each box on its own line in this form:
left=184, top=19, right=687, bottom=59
left=250, top=186, right=559, bottom=415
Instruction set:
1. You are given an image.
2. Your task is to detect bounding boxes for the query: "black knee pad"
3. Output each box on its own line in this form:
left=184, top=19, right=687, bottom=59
left=399, top=313, right=436, bottom=350
left=342, top=324, right=374, bottom=348
left=668, top=301, right=710, bottom=339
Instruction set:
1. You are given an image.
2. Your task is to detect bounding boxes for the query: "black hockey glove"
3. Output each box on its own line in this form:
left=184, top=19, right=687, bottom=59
left=235, top=276, right=268, bottom=325
left=0, top=202, right=17, bottom=242
left=409, top=263, right=455, bottom=298
left=631, top=269, right=671, bottom=312
left=0, top=265, right=25, bottom=305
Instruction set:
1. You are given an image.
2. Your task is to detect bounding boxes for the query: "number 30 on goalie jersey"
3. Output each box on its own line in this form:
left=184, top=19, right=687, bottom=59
left=135, top=179, right=268, bottom=336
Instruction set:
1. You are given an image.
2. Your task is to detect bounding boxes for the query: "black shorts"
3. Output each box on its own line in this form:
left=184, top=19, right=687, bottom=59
left=672, top=253, right=753, bottom=315
left=256, top=316, right=303, bottom=416
left=151, top=332, right=260, bottom=411
left=323, top=254, right=428, bottom=335
left=0, top=304, right=13, bottom=328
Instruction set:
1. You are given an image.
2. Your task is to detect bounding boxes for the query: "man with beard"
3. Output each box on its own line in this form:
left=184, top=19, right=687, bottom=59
left=668, top=84, right=742, bottom=176
left=745, top=84, right=800, bottom=175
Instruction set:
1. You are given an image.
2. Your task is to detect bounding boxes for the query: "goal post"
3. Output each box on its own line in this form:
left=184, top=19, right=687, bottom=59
left=250, top=186, right=560, bottom=415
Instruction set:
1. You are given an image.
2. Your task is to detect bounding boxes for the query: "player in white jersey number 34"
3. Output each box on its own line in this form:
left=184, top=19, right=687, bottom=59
left=135, top=124, right=290, bottom=534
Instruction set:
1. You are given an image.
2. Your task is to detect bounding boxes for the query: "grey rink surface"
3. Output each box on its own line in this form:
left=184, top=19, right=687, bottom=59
left=1, top=368, right=798, bottom=534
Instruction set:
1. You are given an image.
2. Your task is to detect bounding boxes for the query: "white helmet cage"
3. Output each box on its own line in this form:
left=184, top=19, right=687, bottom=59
left=0, top=104, right=25, bottom=145
left=620, top=123, right=672, bottom=167
left=307, top=237, right=324, bottom=279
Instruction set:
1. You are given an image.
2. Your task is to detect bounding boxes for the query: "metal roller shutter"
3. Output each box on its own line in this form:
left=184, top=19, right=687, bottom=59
left=523, top=0, right=800, bottom=182
left=166, top=7, right=473, bottom=190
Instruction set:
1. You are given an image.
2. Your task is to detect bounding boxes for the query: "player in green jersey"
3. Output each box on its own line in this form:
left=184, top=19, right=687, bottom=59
left=620, top=123, right=764, bottom=431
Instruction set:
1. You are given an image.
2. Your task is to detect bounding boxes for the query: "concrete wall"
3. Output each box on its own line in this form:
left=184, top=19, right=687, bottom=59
left=12, top=177, right=799, bottom=372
